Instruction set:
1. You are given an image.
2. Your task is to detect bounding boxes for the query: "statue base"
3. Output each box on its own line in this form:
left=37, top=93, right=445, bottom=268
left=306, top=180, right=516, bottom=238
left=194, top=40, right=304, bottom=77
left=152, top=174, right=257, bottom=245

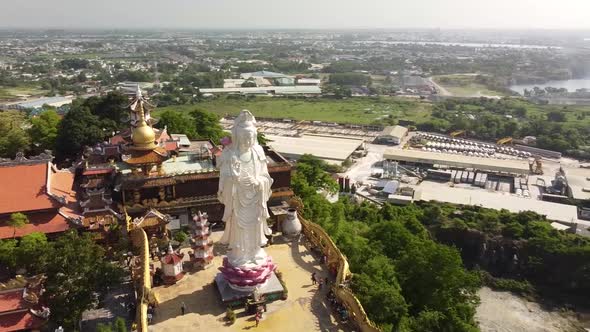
left=218, top=256, right=276, bottom=291
left=214, top=272, right=285, bottom=306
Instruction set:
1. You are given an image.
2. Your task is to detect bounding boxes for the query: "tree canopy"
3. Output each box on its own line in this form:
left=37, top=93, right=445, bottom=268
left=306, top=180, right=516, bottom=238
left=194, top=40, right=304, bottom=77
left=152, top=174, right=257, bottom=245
left=28, top=110, right=61, bottom=154
left=0, top=230, right=125, bottom=328
left=189, top=108, right=227, bottom=143
left=55, top=106, right=106, bottom=162
left=0, top=110, right=30, bottom=158
left=156, top=110, right=197, bottom=139
left=293, top=155, right=481, bottom=331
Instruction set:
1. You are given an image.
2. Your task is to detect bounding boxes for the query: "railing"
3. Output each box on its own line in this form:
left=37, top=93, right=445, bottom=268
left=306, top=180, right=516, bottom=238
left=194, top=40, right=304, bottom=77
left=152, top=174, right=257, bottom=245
left=299, top=214, right=381, bottom=332
left=130, top=226, right=158, bottom=332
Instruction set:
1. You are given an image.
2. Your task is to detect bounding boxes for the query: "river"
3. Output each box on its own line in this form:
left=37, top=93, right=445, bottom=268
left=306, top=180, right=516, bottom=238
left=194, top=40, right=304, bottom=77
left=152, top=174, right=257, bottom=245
left=510, top=78, right=590, bottom=95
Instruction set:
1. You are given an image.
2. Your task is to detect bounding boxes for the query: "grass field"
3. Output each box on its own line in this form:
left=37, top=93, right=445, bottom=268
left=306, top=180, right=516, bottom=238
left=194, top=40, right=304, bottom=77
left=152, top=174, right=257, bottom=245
left=156, top=96, right=433, bottom=125
left=433, top=74, right=507, bottom=98
left=0, top=86, right=49, bottom=101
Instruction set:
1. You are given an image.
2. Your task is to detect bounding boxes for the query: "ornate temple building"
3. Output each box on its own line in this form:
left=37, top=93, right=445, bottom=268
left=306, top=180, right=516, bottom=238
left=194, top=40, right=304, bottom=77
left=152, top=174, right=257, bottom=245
left=76, top=88, right=293, bottom=239
left=0, top=152, right=77, bottom=240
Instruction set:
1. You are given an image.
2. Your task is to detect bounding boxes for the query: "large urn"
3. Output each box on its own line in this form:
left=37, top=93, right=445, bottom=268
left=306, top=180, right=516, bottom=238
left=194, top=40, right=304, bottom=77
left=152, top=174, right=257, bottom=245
left=282, top=208, right=302, bottom=237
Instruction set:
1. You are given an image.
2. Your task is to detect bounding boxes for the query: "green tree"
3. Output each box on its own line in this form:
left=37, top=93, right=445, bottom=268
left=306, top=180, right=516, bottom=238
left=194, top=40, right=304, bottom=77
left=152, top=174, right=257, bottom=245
left=0, top=111, right=31, bottom=158
left=80, top=92, right=129, bottom=130
left=0, top=239, right=17, bottom=271
left=189, top=108, right=226, bottom=143
left=29, top=110, right=61, bottom=153
left=15, top=232, right=50, bottom=274
left=329, top=73, right=371, bottom=86
left=351, top=256, right=408, bottom=329
left=547, top=111, right=566, bottom=122
left=43, top=231, right=125, bottom=328
left=114, top=317, right=128, bottom=332
left=55, top=107, right=106, bottom=162
left=293, top=154, right=338, bottom=193
left=157, top=110, right=197, bottom=138
left=257, top=132, right=269, bottom=145
left=8, top=213, right=28, bottom=239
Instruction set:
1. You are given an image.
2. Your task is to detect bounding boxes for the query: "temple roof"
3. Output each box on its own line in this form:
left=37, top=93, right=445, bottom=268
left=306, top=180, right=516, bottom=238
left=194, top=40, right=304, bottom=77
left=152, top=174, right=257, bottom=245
left=132, top=209, right=170, bottom=229
left=0, top=310, right=46, bottom=332
left=0, top=286, right=46, bottom=332
left=0, top=211, right=71, bottom=240
left=0, top=289, right=25, bottom=313
left=0, top=162, right=74, bottom=215
left=123, top=147, right=168, bottom=165
left=162, top=244, right=184, bottom=265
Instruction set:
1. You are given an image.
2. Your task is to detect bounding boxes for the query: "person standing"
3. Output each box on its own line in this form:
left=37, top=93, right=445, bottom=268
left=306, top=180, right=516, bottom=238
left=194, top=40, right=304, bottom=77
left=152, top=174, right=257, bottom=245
left=181, top=302, right=186, bottom=315
left=255, top=312, right=261, bottom=327
left=311, top=272, right=317, bottom=285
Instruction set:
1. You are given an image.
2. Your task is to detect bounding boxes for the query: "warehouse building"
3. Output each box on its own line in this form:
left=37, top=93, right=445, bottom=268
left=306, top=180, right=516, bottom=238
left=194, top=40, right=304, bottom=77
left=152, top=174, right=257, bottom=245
left=267, top=134, right=364, bottom=165
left=383, top=149, right=531, bottom=175
left=376, top=125, right=408, bottom=145
left=3, top=96, right=73, bottom=110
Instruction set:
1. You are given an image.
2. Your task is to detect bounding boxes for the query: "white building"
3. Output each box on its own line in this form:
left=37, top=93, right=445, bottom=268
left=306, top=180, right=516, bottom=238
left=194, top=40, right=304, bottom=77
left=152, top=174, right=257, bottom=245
left=377, top=126, right=409, bottom=145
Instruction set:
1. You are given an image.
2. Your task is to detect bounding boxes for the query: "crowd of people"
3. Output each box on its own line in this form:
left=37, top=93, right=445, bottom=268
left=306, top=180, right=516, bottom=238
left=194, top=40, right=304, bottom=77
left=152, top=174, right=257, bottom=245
left=326, top=290, right=349, bottom=323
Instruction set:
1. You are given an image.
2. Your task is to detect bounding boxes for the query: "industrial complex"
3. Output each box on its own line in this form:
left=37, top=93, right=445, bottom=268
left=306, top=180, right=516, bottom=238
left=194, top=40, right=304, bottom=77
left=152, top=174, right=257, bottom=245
left=383, top=149, right=531, bottom=175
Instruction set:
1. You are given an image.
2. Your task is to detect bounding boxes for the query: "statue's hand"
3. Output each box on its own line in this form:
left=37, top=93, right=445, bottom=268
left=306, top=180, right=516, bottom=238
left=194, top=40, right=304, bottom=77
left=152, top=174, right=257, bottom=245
left=240, top=176, right=259, bottom=187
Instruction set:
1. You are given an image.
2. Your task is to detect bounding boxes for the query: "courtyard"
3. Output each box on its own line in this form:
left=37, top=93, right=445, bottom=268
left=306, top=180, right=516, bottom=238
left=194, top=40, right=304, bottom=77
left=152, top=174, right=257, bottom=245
left=149, top=231, right=349, bottom=332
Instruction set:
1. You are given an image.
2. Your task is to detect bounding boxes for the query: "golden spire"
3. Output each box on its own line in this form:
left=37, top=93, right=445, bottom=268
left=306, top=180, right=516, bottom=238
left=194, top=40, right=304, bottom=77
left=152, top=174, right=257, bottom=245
left=131, top=88, right=157, bottom=151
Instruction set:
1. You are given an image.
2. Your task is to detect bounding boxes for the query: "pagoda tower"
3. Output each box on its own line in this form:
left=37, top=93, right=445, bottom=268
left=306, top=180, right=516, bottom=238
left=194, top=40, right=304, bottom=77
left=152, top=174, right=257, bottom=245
left=123, top=87, right=169, bottom=176
left=161, top=243, right=185, bottom=285
left=190, top=211, right=214, bottom=269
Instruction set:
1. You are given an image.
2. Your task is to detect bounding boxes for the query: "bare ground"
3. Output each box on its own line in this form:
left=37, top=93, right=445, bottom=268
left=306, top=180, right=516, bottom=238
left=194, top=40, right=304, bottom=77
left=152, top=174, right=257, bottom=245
left=476, top=287, right=586, bottom=332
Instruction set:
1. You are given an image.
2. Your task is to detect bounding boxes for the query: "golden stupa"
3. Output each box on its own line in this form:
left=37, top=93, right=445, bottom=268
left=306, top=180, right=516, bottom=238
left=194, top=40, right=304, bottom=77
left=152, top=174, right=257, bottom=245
left=131, top=96, right=157, bottom=151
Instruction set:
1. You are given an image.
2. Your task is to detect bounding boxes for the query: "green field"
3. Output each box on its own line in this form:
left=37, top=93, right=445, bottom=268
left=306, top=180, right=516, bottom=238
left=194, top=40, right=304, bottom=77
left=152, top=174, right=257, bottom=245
left=156, top=96, right=433, bottom=125
left=433, top=74, right=507, bottom=97
left=0, top=86, right=49, bottom=101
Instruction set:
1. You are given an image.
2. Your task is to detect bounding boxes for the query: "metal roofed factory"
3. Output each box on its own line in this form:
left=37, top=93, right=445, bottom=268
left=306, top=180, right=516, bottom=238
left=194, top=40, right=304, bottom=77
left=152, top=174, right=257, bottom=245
left=266, top=134, right=364, bottom=165
left=383, top=149, right=532, bottom=175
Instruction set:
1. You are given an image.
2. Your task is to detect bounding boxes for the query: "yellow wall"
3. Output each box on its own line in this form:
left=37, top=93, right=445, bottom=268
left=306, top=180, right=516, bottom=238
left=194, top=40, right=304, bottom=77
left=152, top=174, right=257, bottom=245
left=299, top=214, right=381, bottom=332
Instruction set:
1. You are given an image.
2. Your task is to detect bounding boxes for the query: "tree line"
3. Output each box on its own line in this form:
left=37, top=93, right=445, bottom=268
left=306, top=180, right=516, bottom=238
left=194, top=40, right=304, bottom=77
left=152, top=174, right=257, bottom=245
left=0, top=91, right=228, bottom=164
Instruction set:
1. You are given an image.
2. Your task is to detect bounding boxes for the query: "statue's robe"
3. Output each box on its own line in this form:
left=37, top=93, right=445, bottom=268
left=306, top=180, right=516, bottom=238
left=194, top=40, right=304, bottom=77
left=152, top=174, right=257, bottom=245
left=218, top=144, right=273, bottom=266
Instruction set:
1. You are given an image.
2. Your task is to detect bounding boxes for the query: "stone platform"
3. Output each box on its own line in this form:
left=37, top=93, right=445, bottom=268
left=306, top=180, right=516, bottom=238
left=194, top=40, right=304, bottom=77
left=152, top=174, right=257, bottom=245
left=215, top=272, right=285, bottom=306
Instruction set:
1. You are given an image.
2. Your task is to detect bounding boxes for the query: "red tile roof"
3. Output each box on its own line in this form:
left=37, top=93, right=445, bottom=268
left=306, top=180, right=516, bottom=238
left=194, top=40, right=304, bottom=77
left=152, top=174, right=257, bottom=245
left=0, top=311, right=45, bottom=332
left=162, top=252, right=183, bottom=265
left=164, top=141, right=179, bottom=151
left=0, top=289, right=25, bottom=313
left=109, top=133, right=128, bottom=145
left=0, top=163, right=57, bottom=214
left=0, top=212, right=70, bottom=240
left=49, top=168, right=75, bottom=204
left=157, top=128, right=171, bottom=143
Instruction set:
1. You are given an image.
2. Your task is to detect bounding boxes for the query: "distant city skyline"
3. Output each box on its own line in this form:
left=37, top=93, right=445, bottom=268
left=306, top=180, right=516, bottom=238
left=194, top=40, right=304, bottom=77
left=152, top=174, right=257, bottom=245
left=1, top=0, right=590, bottom=30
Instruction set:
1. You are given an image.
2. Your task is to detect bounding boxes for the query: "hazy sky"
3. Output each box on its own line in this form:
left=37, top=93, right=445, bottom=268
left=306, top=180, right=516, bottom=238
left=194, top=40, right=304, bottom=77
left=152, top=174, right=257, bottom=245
left=1, top=0, right=590, bottom=30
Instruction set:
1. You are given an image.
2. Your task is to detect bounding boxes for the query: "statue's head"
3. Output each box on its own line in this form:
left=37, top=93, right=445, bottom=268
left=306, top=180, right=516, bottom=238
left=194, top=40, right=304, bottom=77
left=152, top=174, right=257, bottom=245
left=232, top=110, right=258, bottom=151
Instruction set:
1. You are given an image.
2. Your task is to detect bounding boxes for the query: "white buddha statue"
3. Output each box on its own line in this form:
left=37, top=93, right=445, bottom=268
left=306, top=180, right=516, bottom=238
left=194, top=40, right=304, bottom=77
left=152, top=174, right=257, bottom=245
left=218, top=110, right=273, bottom=268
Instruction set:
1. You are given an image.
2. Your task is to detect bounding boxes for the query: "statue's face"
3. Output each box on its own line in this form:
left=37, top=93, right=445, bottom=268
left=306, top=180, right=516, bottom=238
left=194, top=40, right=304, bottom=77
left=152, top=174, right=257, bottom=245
left=238, top=129, right=256, bottom=150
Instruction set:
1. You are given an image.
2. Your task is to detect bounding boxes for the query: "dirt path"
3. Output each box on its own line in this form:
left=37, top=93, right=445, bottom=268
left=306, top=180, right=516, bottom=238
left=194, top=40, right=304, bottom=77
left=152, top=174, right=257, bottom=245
left=428, top=77, right=452, bottom=96
left=476, top=287, right=584, bottom=332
